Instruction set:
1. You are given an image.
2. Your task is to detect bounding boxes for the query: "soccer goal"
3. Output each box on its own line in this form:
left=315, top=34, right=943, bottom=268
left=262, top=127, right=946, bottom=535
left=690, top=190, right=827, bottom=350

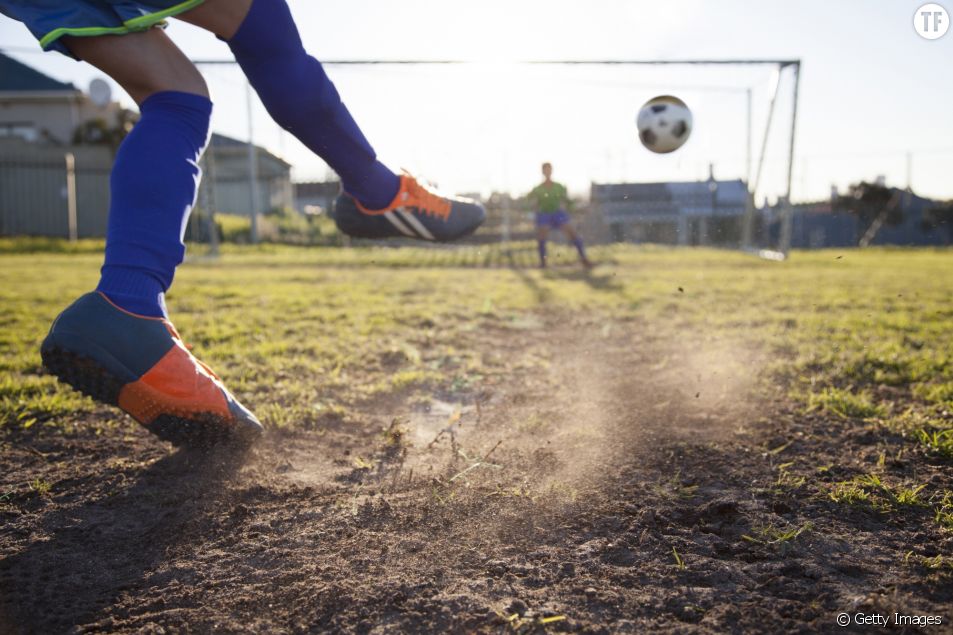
left=194, top=57, right=800, bottom=256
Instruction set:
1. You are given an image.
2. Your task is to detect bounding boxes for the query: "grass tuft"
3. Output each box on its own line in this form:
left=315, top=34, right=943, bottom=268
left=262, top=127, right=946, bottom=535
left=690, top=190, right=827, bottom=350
left=671, top=546, right=686, bottom=571
left=934, top=492, right=953, bottom=531
left=29, top=478, right=52, bottom=496
left=808, top=387, right=886, bottom=419
left=917, top=428, right=953, bottom=459
left=743, top=522, right=813, bottom=546
left=828, top=474, right=928, bottom=512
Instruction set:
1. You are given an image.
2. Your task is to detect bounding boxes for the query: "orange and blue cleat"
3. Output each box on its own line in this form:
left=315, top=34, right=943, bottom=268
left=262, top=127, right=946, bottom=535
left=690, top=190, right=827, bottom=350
left=333, top=172, right=486, bottom=242
left=40, top=292, right=264, bottom=446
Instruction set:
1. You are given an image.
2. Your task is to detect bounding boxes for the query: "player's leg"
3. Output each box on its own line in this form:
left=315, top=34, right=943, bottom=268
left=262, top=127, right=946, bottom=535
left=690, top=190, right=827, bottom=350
left=64, top=30, right=207, bottom=316
left=536, top=223, right=551, bottom=268
left=62, top=30, right=207, bottom=103
left=177, top=0, right=485, bottom=243
left=180, top=0, right=395, bottom=209
left=40, top=30, right=262, bottom=445
left=559, top=221, right=593, bottom=268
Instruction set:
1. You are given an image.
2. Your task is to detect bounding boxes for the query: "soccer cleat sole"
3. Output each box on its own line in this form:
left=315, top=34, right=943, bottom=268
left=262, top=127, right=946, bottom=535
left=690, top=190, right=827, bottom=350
left=40, top=346, right=261, bottom=448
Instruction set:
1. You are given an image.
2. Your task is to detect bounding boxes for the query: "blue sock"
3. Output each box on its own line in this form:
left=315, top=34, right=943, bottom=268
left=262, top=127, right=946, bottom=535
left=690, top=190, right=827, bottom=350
left=538, top=240, right=547, bottom=265
left=573, top=237, right=588, bottom=261
left=96, top=91, right=212, bottom=318
left=227, top=0, right=399, bottom=210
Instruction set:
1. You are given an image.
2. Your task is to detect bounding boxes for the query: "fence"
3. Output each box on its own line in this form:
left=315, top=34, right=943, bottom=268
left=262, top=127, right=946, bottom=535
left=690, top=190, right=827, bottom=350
left=0, top=141, right=111, bottom=239
left=0, top=139, right=294, bottom=240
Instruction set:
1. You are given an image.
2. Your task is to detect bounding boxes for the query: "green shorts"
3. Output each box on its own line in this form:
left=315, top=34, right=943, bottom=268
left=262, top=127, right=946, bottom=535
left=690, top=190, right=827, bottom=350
left=0, top=0, right=205, bottom=58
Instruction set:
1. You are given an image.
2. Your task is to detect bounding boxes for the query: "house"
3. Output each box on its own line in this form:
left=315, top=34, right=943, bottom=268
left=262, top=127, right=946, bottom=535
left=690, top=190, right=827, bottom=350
left=0, top=52, right=117, bottom=237
left=0, top=52, right=293, bottom=237
left=0, top=51, right=124, bottom=145
left=768, top=188, right=949, bottom=248
left=591, top=177, right=749, bottom=246
left=763, top=200, right=856, bottom=248
left=202, top=133, right=293, bottom=218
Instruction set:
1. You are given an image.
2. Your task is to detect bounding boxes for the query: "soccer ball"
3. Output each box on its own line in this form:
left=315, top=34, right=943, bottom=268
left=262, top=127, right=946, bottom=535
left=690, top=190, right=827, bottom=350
left=636, top=95, right=693, bottom=154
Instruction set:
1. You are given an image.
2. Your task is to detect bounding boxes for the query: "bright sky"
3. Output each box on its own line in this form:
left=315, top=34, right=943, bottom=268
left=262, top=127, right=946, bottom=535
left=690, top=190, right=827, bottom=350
left=2, top=0, right=952, bottom=202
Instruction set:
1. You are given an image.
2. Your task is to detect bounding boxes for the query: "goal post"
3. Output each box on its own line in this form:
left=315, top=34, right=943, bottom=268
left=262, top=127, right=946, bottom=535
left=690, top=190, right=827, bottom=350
left=193, top=57, right=801, bottom=256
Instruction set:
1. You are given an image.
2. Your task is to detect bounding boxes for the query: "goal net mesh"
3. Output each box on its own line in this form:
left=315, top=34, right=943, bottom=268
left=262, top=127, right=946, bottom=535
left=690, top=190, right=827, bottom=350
left=196, top=60, right=798, bottom=253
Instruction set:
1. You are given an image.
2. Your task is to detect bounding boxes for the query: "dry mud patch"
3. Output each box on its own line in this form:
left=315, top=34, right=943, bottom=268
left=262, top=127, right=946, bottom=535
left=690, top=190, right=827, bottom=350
left=1, top=313, right=951, bottom=633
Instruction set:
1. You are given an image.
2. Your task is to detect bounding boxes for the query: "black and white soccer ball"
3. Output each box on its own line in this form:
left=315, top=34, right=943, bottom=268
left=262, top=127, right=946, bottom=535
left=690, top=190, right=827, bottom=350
left=636, top=95, right=693, bottom=154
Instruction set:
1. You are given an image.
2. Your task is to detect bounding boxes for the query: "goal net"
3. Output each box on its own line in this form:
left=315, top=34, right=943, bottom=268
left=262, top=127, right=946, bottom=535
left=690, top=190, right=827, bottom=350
left=194, top=59, right=800, bottom=255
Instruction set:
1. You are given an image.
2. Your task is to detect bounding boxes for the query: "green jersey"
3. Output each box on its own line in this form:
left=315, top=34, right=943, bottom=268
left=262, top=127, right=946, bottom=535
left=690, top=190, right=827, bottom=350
left=528, top=181, right=570, bottom=214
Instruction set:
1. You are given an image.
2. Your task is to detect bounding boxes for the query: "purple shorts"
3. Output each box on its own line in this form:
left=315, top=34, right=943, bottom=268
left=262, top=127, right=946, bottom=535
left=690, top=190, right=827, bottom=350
left=535, top=210, right=571, bottom=229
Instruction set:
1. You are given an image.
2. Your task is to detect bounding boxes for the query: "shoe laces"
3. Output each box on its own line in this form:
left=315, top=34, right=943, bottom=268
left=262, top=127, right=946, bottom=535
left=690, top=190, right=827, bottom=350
left=400, top=170, right=452, bottom=220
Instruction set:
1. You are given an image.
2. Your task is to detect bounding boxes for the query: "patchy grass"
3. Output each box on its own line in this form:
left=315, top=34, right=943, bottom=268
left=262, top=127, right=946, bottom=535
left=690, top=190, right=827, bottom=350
left=917, top=428, right=953, bottom=459
left=1, top=244, right=950, bottom=437
left=906, top=552, right=953, bottom=582
left=828, top=481, right=873, bottom=506
left=1, top=243, right=952, bottom=628
left=29, top=478, right=52, bottom=497
left=915, top=382, right=953, bottom=409
left=775, top=462, right=807, bottom=490
left=807, top=387, right=886, bottom=419
left=931, top=491, right=953, bottom=530
left=742, top=521, right=814, bottom=546
left=828, top=474, right=928, bottom=513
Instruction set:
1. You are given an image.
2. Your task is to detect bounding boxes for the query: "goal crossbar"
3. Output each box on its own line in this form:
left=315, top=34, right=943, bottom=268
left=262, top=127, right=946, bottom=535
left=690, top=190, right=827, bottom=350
left=192, top=57, right=801, bottom=255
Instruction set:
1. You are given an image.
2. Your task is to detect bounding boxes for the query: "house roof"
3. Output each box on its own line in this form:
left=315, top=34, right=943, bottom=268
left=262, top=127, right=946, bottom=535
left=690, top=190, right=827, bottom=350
left=593, top=179, right=748, bottom=204
left=592, top=179, right=749, bottom=218
left=294, top=181, right=340, bottom=199
left=0, top=52, right=77, bottom=93
left=209, top=132, right=291, bottom=168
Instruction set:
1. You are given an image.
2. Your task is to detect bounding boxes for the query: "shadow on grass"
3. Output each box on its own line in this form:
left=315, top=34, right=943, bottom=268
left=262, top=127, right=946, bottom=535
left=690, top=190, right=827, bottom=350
left=499, top=248, right=624, bottom=305
left=542, top=267, right=625, bottom=293
left=502, top=249, right=552, bottom=304
left=0, top=445, right=250, bottom=634
left=185, top=243, right=611, bottom=271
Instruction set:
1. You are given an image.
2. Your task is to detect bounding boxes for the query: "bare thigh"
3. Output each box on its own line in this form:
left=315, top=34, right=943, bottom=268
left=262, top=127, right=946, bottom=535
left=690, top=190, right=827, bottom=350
left=63, top=29, right=206, bottom=105
left=176, top=0, right=254, bottom=39
left=536, top=225, right=551, bottom=242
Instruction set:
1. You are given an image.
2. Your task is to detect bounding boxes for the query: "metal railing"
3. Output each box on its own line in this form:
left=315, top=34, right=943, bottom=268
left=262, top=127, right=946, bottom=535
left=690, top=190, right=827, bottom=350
left=0, top=153, right=110, bottom=239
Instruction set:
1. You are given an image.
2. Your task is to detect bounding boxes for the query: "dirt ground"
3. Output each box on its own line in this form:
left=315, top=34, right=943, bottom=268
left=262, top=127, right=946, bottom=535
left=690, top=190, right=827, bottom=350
left=1, top=311, right=951, bottom=634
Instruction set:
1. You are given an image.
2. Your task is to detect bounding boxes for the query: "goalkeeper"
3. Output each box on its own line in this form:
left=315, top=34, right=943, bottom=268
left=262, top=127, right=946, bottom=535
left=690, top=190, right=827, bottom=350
left=527, top=162, right=592, bottom=269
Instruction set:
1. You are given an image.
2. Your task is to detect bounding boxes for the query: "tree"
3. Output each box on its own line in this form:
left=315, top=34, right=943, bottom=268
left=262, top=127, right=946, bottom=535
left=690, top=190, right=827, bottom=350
left=834, top=181, right=903, bottom=227
left=72, top=108, right=138, bottom=152
left=834, top=181, right=903, bottom=246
